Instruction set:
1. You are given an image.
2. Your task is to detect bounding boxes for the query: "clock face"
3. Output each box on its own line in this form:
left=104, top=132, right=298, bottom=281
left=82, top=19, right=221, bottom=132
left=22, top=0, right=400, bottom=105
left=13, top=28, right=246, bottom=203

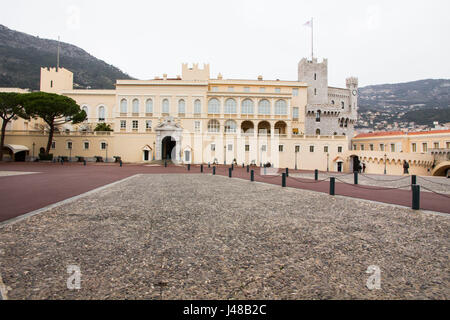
left=352, top=90, right=358, bottom=96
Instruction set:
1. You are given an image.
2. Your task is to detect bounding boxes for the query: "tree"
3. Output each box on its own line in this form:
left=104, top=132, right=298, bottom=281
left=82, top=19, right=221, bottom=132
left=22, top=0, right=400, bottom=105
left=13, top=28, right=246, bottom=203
left=22, top=92, right=86, bottom=155
left=94, top=123, right=113, bottom=132
left=0, top=92, right=29, bottom=161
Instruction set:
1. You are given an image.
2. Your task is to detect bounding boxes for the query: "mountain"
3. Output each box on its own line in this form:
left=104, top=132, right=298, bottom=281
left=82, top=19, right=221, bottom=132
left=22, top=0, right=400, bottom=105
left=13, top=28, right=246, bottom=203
left=0, top=24, right=133, bottom=90
left=357, top=79, right=450, bottom=130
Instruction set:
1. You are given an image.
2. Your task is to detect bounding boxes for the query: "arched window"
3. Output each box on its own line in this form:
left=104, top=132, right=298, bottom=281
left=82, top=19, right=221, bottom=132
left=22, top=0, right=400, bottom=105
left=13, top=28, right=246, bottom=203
left=194, top=99, right=201, bottom=114
left=224, top=98, right=237, bottom=114
left=207, top=119, right=220, bottom=133
left=316, top=111, right=321, bottom=122
left=82, top=106, right=88, bottom=119
left=341, top=101, right=345, bottom=109
left=178, top=99, right=186, bottom=114
left=258, top=99, right=270, bottom=115
left=132, top=99, right=139, bottom=114
left=98, top=106, right=105, bottom=121
left=208, top=98, right=220, bottom=114
left=162, top=99, right=170, bottom=113
left=241, top=99, right=254, bottom=114
left=275, top=100, right=287, bottom=115
left=146, top=99, right=153, bottom=113
left=120, top=99, right=127, bottom=113
left=224, top=120, right=237, bottom=133
left=316, top=129, right=321, bottom=135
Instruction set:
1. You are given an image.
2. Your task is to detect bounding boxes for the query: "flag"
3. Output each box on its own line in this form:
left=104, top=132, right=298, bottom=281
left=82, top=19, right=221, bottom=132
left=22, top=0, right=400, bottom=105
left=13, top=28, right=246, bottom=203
left=303, top=19, right=312, bottom=27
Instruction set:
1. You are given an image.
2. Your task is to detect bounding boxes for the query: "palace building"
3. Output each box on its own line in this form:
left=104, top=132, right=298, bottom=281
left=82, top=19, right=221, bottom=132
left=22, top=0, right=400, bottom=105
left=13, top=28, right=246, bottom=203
left=2, top=59, right=356, bottom=172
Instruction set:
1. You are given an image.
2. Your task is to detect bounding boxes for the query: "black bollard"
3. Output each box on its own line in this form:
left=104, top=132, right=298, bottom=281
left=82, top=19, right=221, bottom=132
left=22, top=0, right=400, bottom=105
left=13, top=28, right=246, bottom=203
left=411, top=175, right=417, bottom=185
left=282, top=173, right=286, bottom=187
left=330, top=177, right=335, bottom=195
left=201, top=164, right=204, bottom=173
left=354, top=171, right=358, bottom=185
left=188, top=164, right=190, bottom=171
left=286, top=168, right=289, bottom=177
left=164, top=161, right=167, bottom=168
left=412, top=185, right=420, bottom=210
left=314, top=169, right=318, bottom=181
left=251, top=170, right=254, bottom=182
left=229, top=168, right=232, bottom=178
left=213, top=167, right=216, bottom=175
left=247, top=165, right=250, bottom=173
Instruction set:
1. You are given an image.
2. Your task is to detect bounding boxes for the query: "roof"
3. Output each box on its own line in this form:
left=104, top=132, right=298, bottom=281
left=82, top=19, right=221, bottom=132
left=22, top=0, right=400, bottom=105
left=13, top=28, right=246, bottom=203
left=354, top=129, right=450, bottom=139
left=4, top=144, right=29, bottom=154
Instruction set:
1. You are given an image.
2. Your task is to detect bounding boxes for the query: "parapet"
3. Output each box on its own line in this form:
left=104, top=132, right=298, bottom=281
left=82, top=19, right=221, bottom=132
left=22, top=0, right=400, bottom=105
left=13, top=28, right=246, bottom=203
left=181, top=63, right=210, bottom=81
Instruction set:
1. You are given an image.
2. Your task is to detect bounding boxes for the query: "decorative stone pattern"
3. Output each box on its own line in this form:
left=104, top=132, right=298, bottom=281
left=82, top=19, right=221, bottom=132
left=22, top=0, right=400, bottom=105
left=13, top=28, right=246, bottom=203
left=0, top=174, right=448, bottom=299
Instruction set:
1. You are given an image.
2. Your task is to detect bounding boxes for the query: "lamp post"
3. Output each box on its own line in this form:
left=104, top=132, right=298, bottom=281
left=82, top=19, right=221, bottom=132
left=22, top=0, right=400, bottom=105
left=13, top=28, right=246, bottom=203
left=224, top=145, right=227, bottom=165
left=295, top=149, right=298, bottom=170
left=105, top=143, right=108, bottom=163
left=69, top=143, right=72, bottom=162
left=32, top=142, right=35, bottom=161
left=327, top=153, right=330, bottom=172
left=384, top=153, right=387, bottom=175
left=153, top=141, right=155, bottom=160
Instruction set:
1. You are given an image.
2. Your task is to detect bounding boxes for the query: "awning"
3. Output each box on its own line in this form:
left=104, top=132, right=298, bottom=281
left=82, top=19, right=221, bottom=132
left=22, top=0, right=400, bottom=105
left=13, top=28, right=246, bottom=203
left=142, top=145, right=153, bottom=151
left=333, top=156, right=344, bottom=162
left=4, top=144, right=29, bottom=154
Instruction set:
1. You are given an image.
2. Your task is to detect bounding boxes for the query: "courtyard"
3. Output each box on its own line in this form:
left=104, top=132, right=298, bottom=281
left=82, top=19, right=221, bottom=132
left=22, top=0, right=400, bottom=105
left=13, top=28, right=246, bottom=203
left=0, top=172, right=448, bottom=299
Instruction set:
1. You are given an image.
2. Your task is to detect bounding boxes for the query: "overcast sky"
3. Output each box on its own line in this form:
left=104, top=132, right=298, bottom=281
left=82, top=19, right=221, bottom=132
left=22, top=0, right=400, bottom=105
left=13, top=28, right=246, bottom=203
left=1, top=0, right=449, bottom=87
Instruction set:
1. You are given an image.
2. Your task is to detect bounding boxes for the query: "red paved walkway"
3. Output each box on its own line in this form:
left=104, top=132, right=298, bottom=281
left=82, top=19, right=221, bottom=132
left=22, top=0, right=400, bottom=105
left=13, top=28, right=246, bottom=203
left=0, top=162, right=448, bottom=223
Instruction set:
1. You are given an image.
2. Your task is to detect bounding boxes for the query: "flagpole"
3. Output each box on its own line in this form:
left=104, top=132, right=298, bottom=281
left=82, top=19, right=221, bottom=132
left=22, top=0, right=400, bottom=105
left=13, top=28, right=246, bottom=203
left=311, top=17, right=314, bottom=61
left=57, top=36, right=60, bottom=72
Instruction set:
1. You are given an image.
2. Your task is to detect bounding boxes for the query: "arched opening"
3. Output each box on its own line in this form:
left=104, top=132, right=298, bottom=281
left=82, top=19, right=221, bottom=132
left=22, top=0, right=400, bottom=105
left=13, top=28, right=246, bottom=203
left=162, top=136, right=176, bottom=160
left=274, top=121, right=287, bottom=135
left=258, top=121, right=271, bottom=135
left=350, top=155, right=360, bottom=172
left=241, top=121, right=254, bottom=134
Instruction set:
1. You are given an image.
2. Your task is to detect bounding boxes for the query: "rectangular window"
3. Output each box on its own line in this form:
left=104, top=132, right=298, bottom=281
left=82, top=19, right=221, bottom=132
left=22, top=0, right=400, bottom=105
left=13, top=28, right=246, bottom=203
left=279, top=145, right=284, bottom=152
left=361, top=144, right=365, bottom=151
left=295, top=145, right=300, bottom=153
left=245, top=145, right=250, bottom=152
left=259, top=87, right=265, bottom=93
left=195, top=121, right=201, bottom=133
left=447, top=142, right=450, bottom=149
left=412, top=143, right=417, bottom=152
left=132, top=120, right=138, bottom=130
left=310, top=146, right=314, bottom=153
left=244, top=87, right=250, bottom=92
left=324, top=146, right=329, bottom=153
left=146, top=120, right=152, bottom=130
left=390, top=144, right=395, bottom=152
left=422, top=143, right=428, bottom=152
left=101, top=142, right=107, bottom=150
left=370, top=144, right=374, bottom=151
left=293, top=107, right=299, bottom=119
left=338, top=146, right=343, bottom=153
left=275, top=88, right=281, bottom=93
left=84, top=142, right=89, bottom=150
left=292, top=88, right=299, bottom=96
left=51, top=141, right=56, bottom=149
left=380, top=144, right=385, bottom=151
left=434, top=142, right=439, bottom=149
left=67, top=141, right=72, bottom=149
left=211, top=144, right=215, bottom=151
left=228, top=144, right=233, bottom=151
left=120, top=120, right=126, bottom=129
left=353, top=145, right=357, bottom=151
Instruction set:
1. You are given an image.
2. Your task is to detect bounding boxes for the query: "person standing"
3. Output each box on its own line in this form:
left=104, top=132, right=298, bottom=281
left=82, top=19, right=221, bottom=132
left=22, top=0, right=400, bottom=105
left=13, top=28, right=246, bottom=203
left=403, top=160, right=410, bottom=175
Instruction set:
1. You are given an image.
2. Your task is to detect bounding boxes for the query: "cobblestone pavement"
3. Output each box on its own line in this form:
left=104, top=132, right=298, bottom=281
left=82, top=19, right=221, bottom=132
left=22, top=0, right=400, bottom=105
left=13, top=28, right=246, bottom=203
left=0, top=174, right=448, bottom=300
left=291, top=172, right=450, bottom=194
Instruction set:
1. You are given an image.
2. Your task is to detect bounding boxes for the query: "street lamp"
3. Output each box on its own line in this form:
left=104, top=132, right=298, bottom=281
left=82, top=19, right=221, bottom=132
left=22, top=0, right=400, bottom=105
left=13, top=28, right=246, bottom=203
left=68, top=143, right=72, bottom=161
left=153, top=141, right=155, bottom=160
left=105, top=143, right=108, bottom=163
left=295, top=149, right=298, bottom=170
left=384, top=153, right=387, bottom=175
left=224, top=145, right=227, bottom=165
left=327, top=153, right=330, bottom=172
left=32, top=142, right=35, bottom=161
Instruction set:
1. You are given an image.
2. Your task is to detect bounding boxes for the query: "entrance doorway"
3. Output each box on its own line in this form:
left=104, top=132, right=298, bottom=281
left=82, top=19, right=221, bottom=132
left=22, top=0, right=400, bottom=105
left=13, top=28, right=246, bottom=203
left=337, top=161, right=343, bottom=172
left=143, top=150, right=150, bottom=161
left=162, top=136, right=176, bottom=160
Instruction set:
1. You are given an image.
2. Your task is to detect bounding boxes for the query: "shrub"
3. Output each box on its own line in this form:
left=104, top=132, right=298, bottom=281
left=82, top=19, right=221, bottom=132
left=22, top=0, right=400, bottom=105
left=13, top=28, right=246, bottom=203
left=39, top=153, right=53, bottom=161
